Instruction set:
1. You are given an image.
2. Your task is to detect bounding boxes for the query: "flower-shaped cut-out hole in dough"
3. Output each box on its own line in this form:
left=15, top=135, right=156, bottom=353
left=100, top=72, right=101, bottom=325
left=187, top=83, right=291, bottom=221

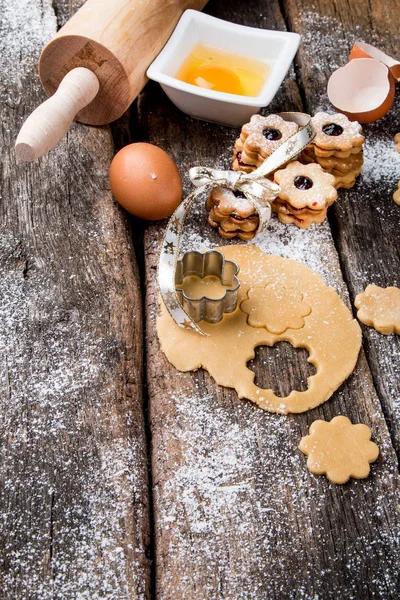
left=241, top=283, right=311, bottom=334
left=355, top=284, right=400, bottom=335
left=247, top=342, right=317, bottom=397
left=299, top=416, right=379, bottom=484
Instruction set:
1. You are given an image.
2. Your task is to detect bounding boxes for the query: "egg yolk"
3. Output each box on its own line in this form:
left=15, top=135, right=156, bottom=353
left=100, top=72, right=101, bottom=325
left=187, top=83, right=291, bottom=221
left=187, top=64, right=242, bottom=95
left=175, top=44, right=271, bottom=97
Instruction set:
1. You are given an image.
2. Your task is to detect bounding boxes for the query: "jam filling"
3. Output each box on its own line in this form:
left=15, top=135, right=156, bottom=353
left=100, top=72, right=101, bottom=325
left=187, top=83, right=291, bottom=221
left=236, top=151, right=252, bottom=167
left=322, top=123, right=344, bottom=136
left=262, top=127, right=282, bottom=141
left=231, top=213, right=258, bottom=221
left=294, top=176, right=313, bottom=190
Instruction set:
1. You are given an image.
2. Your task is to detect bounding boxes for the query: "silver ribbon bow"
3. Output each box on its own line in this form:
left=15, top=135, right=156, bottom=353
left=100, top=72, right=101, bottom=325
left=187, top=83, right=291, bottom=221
left=158, top=112, right=316, bottom=335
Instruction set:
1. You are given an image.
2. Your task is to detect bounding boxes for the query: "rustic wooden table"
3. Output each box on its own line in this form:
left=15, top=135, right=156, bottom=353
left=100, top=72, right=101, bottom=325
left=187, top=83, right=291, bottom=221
left=1, top=0, right=400, bottom=598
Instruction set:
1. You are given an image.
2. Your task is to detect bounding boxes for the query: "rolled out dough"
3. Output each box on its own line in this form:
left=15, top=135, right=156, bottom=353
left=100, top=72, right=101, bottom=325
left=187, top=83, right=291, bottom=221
left=157, top=245, right=361, bottom=414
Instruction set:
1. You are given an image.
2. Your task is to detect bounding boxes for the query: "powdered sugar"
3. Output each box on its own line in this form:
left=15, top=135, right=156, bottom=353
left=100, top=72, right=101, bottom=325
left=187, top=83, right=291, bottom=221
left=0, top=1, right=149, bottom=596
left=362, top=136, right=400, bottom=186
left=0, top=231, right=149, bottom=599
left=0, top=0, right=55, bottom=104
left=152, top=379, right=400, bottom=599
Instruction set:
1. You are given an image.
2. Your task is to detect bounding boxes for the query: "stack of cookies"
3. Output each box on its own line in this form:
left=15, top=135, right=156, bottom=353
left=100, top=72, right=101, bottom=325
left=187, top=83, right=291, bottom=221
left=300, top=112, right=364, bottom=189
left=206, top=186, right=259, bottom=240
left=272, top=161, right=338, bottom=229
left=206, top=113, right=302, bottom=241
left=232, top=114, right=299, bottom=175
left=206, top=111, right=361, bottom=238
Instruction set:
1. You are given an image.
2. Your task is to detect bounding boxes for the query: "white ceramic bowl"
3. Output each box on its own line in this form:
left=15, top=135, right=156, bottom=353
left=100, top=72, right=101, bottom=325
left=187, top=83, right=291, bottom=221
left=147, top=10, right=300, bottom=127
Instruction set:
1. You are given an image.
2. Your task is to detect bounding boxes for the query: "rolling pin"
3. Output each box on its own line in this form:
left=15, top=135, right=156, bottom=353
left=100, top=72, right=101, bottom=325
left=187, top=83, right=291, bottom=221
left=16, top=0, right=208, bottom=161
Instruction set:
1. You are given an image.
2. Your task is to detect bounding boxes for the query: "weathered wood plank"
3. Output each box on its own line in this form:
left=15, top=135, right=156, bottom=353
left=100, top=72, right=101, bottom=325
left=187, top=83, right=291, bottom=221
left=141, top=0, right=400, bottom=597
left=283, top=0, right=400, bottom=457
left=0, top=1, right=150, bottom=597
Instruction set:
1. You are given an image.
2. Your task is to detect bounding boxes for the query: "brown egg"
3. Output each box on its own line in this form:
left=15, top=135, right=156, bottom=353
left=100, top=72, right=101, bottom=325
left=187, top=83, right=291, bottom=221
left=109, top=143, right=182, bottom=220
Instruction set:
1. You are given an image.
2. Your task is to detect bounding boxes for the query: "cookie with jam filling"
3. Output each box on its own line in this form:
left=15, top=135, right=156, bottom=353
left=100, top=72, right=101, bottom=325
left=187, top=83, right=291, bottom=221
left=232, top=114, right=299, bottom=174
left=206, top=186, right=260, bottom=240
left=272, top=161, right=337, bottom=228
left=299, top=112, right=364, bottom=189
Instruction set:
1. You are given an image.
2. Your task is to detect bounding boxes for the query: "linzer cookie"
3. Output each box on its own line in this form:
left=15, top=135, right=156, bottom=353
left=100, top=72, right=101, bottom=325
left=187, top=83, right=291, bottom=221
left=206, top=186, right=259, bottom=240
left=300, top=112, right=364, bottom=189
left=301, top=148, right=364, bottom=174
left=232, top=114, right=299, bottom=173
left=272, top=161, right=337, bottom=229
left=301, top=149, right=363, bottom=190
left=311, top=112, right=364, bottom=152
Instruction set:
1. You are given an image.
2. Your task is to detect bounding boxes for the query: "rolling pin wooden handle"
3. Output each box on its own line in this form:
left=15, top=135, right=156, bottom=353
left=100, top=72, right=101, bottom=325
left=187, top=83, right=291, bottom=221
left=15, top=68, right=100, bottom=162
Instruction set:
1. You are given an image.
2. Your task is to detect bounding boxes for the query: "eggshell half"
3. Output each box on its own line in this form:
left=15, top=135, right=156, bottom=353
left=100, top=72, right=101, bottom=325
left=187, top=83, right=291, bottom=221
left=109, top=143, right=182, bottom=220
left=327, top=58, right=395, bottom=123
left=349, top=41, right=400, bottom=81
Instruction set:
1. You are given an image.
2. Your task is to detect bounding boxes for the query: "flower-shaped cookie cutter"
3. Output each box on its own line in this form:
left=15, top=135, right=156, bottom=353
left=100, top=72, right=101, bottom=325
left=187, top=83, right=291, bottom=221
left=175, top=250, right=240, bottom=324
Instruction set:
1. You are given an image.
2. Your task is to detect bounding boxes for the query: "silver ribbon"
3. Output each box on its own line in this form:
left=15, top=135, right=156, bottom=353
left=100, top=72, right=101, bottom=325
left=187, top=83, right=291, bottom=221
left=158, top=112, right=316, bottom=335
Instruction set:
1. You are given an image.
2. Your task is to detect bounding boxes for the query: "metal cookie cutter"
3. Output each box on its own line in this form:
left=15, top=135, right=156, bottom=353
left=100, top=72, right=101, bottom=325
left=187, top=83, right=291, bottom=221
left=175, top=250, right=240, bottom=324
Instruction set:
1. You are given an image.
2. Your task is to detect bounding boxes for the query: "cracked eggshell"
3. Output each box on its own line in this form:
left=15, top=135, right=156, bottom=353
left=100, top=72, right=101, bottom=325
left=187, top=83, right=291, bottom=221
left=327, top=58, right=395, bottom=124
left=349, top=41, right=400, bottom=81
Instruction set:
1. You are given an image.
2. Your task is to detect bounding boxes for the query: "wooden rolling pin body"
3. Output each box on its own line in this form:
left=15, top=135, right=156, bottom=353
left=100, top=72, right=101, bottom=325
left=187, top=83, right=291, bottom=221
left=39, top=0, right=208, bottom=126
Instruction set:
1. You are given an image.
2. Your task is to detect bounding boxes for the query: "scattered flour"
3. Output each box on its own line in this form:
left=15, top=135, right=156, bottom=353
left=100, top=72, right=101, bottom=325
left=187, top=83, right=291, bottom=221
left=0, top=0, right=55, bottom=105
left=362, top=137, right=400, bottom=186
left=0, top=2, right=149, bottom=598
left=3, top=1, right=400, bottom=598
left=150, top=141, right=400, bottom=598
left=151, top=381, right=400, bottom=599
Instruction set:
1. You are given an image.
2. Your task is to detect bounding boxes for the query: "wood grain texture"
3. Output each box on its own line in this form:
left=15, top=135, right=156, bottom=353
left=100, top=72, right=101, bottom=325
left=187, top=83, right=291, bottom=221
left=141, top=0, right=400, bottom=598
left=283, top=0, right=400, bottom=458
left=0, top=1, right=150, bottom=597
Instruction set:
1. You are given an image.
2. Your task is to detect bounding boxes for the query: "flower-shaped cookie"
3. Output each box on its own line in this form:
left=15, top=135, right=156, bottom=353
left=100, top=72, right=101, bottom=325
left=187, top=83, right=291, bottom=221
left=302, top=147, right=364, bottom=174
left=299, top=416, right=379, bottom=484
left=207, top=186, right=260, bottom=240
left=241, top=114, right=299, bottom=159
left=273, top=161, right=337, bottom=210
left=241, top=283, right=311, bottom=334
left=209, top=186, right=258, bottom=219
left=355, top=284, right=400, bottom=335
left=312, top=112, right=364, bottom=152
left=393, top=181, right=400, bottom=206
